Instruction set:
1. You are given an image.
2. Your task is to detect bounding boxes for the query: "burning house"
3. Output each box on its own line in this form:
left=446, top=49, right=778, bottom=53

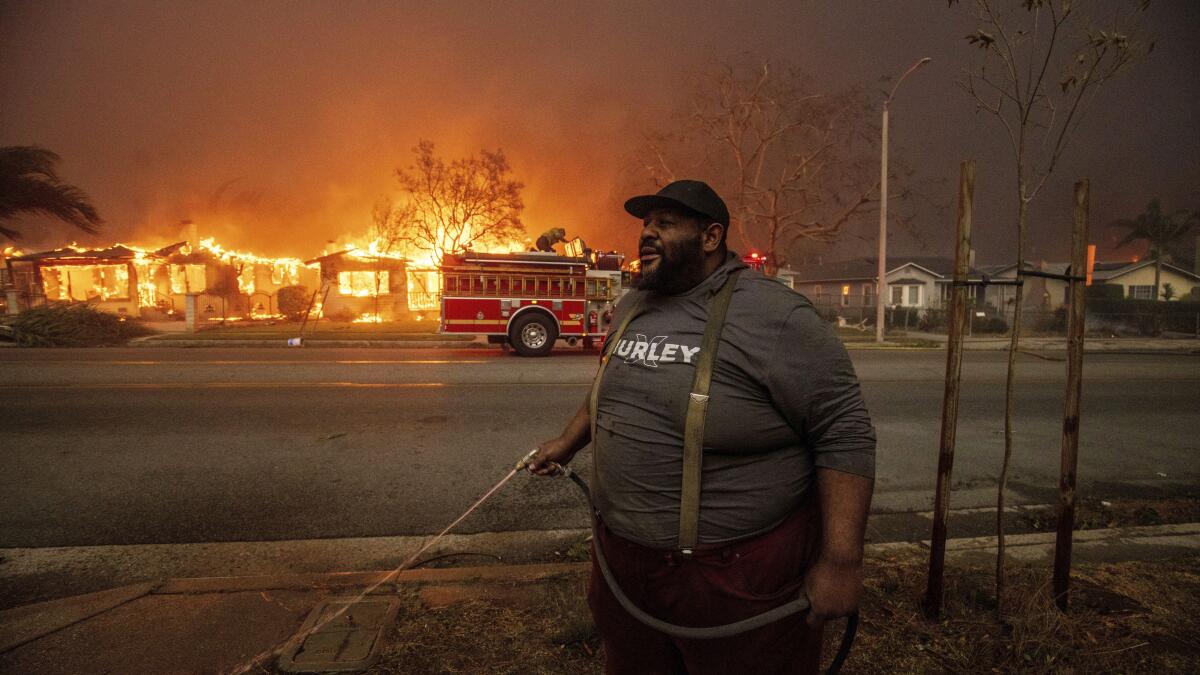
left=4, top=244, right=164, bottom=318
left=3, top=240, right=318, bottom=321
left=3, top=227, right=535, bottom=324
left=179, top=239, right=317, bottom=320
left=306, top=249, right=417, bottom=322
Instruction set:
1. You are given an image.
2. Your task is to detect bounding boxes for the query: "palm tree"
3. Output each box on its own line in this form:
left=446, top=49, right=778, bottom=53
left=1110, top=199, right=1197, bottom=300
left=0, top=146, right=103, bottom=241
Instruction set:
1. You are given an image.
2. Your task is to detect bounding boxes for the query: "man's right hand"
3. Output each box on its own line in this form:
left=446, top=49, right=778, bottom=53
left=528, top=396, right=592, bottom=476
left=526, top=437, right=577, bottom=475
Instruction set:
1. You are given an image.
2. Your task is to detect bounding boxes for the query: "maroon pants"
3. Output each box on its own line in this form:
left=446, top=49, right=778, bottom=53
left=587, top=506, right=824, bottom=675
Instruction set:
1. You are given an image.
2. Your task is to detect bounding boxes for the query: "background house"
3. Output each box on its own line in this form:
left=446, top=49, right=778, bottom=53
left=981, top=258, right=1200, bottom=312
left=779, top=256, right=986, bottom=319
left=1092, top=259, right=1200, bottom=300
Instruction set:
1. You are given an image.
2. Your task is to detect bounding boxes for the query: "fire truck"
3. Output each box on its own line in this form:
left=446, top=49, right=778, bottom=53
left=439, top=242, right=627, bottom=356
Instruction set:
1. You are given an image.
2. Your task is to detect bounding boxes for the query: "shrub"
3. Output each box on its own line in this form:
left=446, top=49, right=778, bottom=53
left=919, top=309, right=946, bottom=332
left=276, top=285, right=310, bottom=319
left=1033, top=306, right=1068, bottom=333
left=972, top=315, right=1008, bottom=334
left=6, top=304, right=156, bottom=347
left=888, top=307, right=922, bottom=331
left=1085, top=283, right=1124, bottom=300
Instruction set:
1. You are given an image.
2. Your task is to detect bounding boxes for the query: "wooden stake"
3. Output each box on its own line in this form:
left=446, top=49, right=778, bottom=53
left=1054, top=180, right=1089, bottom=610
left=925, top=160, right=974, bottom=618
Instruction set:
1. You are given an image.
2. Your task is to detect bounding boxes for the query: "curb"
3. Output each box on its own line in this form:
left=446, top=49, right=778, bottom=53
left=928, top=521, right=1200, bottom=552
left=155, top=561, right=590, bottom=595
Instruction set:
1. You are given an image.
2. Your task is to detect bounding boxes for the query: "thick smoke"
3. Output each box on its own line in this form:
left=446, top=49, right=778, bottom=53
left=2, top=1, right=1197, bottom=264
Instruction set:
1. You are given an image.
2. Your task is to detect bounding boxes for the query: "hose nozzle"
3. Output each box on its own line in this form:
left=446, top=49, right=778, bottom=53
left=516, top=447, right=539, bottom=470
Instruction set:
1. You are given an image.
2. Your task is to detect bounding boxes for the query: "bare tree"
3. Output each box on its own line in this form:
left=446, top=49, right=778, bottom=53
left=368, top=198, right=418, bottom=256
left=363, top=198, right=414, bottom=317
left=635, top=59, right=885, bottom=273
left=953, top=0, right=1150, bottom=609
left=392, top=141, right=525, bottom=264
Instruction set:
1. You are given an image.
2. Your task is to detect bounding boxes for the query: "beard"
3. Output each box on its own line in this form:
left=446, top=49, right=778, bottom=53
left=634, top=232, right=707, bottom=294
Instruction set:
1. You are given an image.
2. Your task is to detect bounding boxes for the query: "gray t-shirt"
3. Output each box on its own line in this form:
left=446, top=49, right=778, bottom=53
left=593, top=253, right=875, bottom=548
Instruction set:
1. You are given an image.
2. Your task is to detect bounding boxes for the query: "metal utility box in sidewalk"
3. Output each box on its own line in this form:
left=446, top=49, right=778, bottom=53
left=277, top=597, right=400, bottom=673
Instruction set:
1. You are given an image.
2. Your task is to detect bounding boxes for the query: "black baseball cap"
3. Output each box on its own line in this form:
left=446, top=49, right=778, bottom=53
left=624, top=179, right=730, bottom=227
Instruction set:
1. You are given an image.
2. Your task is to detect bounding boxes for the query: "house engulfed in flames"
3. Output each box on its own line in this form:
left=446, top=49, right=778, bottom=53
left=2, top=238, right=444, bottom=322
left=2, top=240, right=318, bottom=320
left=305, top=249, right=440, bottom=323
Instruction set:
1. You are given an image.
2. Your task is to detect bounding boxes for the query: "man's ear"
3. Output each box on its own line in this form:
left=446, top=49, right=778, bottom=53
left=701, top=222, right=724, bottom=253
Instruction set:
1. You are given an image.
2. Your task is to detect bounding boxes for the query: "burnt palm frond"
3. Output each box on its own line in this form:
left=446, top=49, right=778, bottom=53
left=0, top=145, right=103, bottom=240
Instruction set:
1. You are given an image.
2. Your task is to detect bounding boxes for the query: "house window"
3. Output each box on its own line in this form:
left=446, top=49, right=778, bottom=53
left=841, top=285, right=851, bottom=306
left=42, top=264, right=132, bottom=301
left=1128, top=285, right=1154, bottom=300
left=338, top=271, right=389, bottom=297
left=813, top=284, right=823, bottom=298
left=890, top=285, right=904, bottom=305
left=407, top=269, right=439, bottom=310
left=170, top=264, right=207, bottom=294
left=907, top=285, right=921, bottom=306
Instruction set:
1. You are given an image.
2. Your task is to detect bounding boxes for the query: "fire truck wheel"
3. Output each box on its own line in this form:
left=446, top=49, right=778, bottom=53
left=509, top=313, right=557, bottom=357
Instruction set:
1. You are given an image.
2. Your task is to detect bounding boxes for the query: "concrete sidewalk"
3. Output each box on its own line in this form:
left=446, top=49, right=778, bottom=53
left=1, top=522, right=1198, bottom=674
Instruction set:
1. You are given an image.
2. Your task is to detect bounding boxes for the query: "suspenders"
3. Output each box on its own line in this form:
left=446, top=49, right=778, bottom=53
left=578, top=270, right=859, bottom=665
left=590, top=269, right=743, bottom=553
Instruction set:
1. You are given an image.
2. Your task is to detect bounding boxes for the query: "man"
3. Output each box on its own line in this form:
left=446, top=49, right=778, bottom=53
left=535, top=227, right=568, bottom=252
left=528, top=180, right=874, bottom=674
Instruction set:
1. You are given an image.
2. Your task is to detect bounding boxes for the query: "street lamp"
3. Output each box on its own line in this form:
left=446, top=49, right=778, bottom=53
left=877, top=56, right=931, bottom=343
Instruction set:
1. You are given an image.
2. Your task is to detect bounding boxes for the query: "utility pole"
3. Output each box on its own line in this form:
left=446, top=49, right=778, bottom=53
left=877, top=57, right=931, bottom=343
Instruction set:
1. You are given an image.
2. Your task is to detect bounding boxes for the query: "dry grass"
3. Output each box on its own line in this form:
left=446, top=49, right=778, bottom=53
left=845, top=552, right=1200, bottom=673
left=367, top=553, right=1200, bottom=674
left=368, top=578, right=601, bottom=675
left=1018, top=496, right=1200, bottom=532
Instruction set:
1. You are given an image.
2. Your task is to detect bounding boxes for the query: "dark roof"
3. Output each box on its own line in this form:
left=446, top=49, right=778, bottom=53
left=977, top=263, right=1016, bottom=275
left=305, top=249, right=410, bottom=265
left=11, top=245, right=150, bottom=262
left=892, top=257, right=959, bottom=276
left=1092, top=259, right=1200, bottom=282
left=786, top=258, right=876, bottom=282
left=10, top=241, right=187, bottom=263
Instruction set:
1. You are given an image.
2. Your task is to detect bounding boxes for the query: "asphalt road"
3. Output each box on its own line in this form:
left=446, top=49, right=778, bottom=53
left=1, top=346, right=1197, bottom=549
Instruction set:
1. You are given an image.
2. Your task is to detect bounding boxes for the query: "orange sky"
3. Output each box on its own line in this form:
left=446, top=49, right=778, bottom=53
left=2, top=1, right=1197, bottom=266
